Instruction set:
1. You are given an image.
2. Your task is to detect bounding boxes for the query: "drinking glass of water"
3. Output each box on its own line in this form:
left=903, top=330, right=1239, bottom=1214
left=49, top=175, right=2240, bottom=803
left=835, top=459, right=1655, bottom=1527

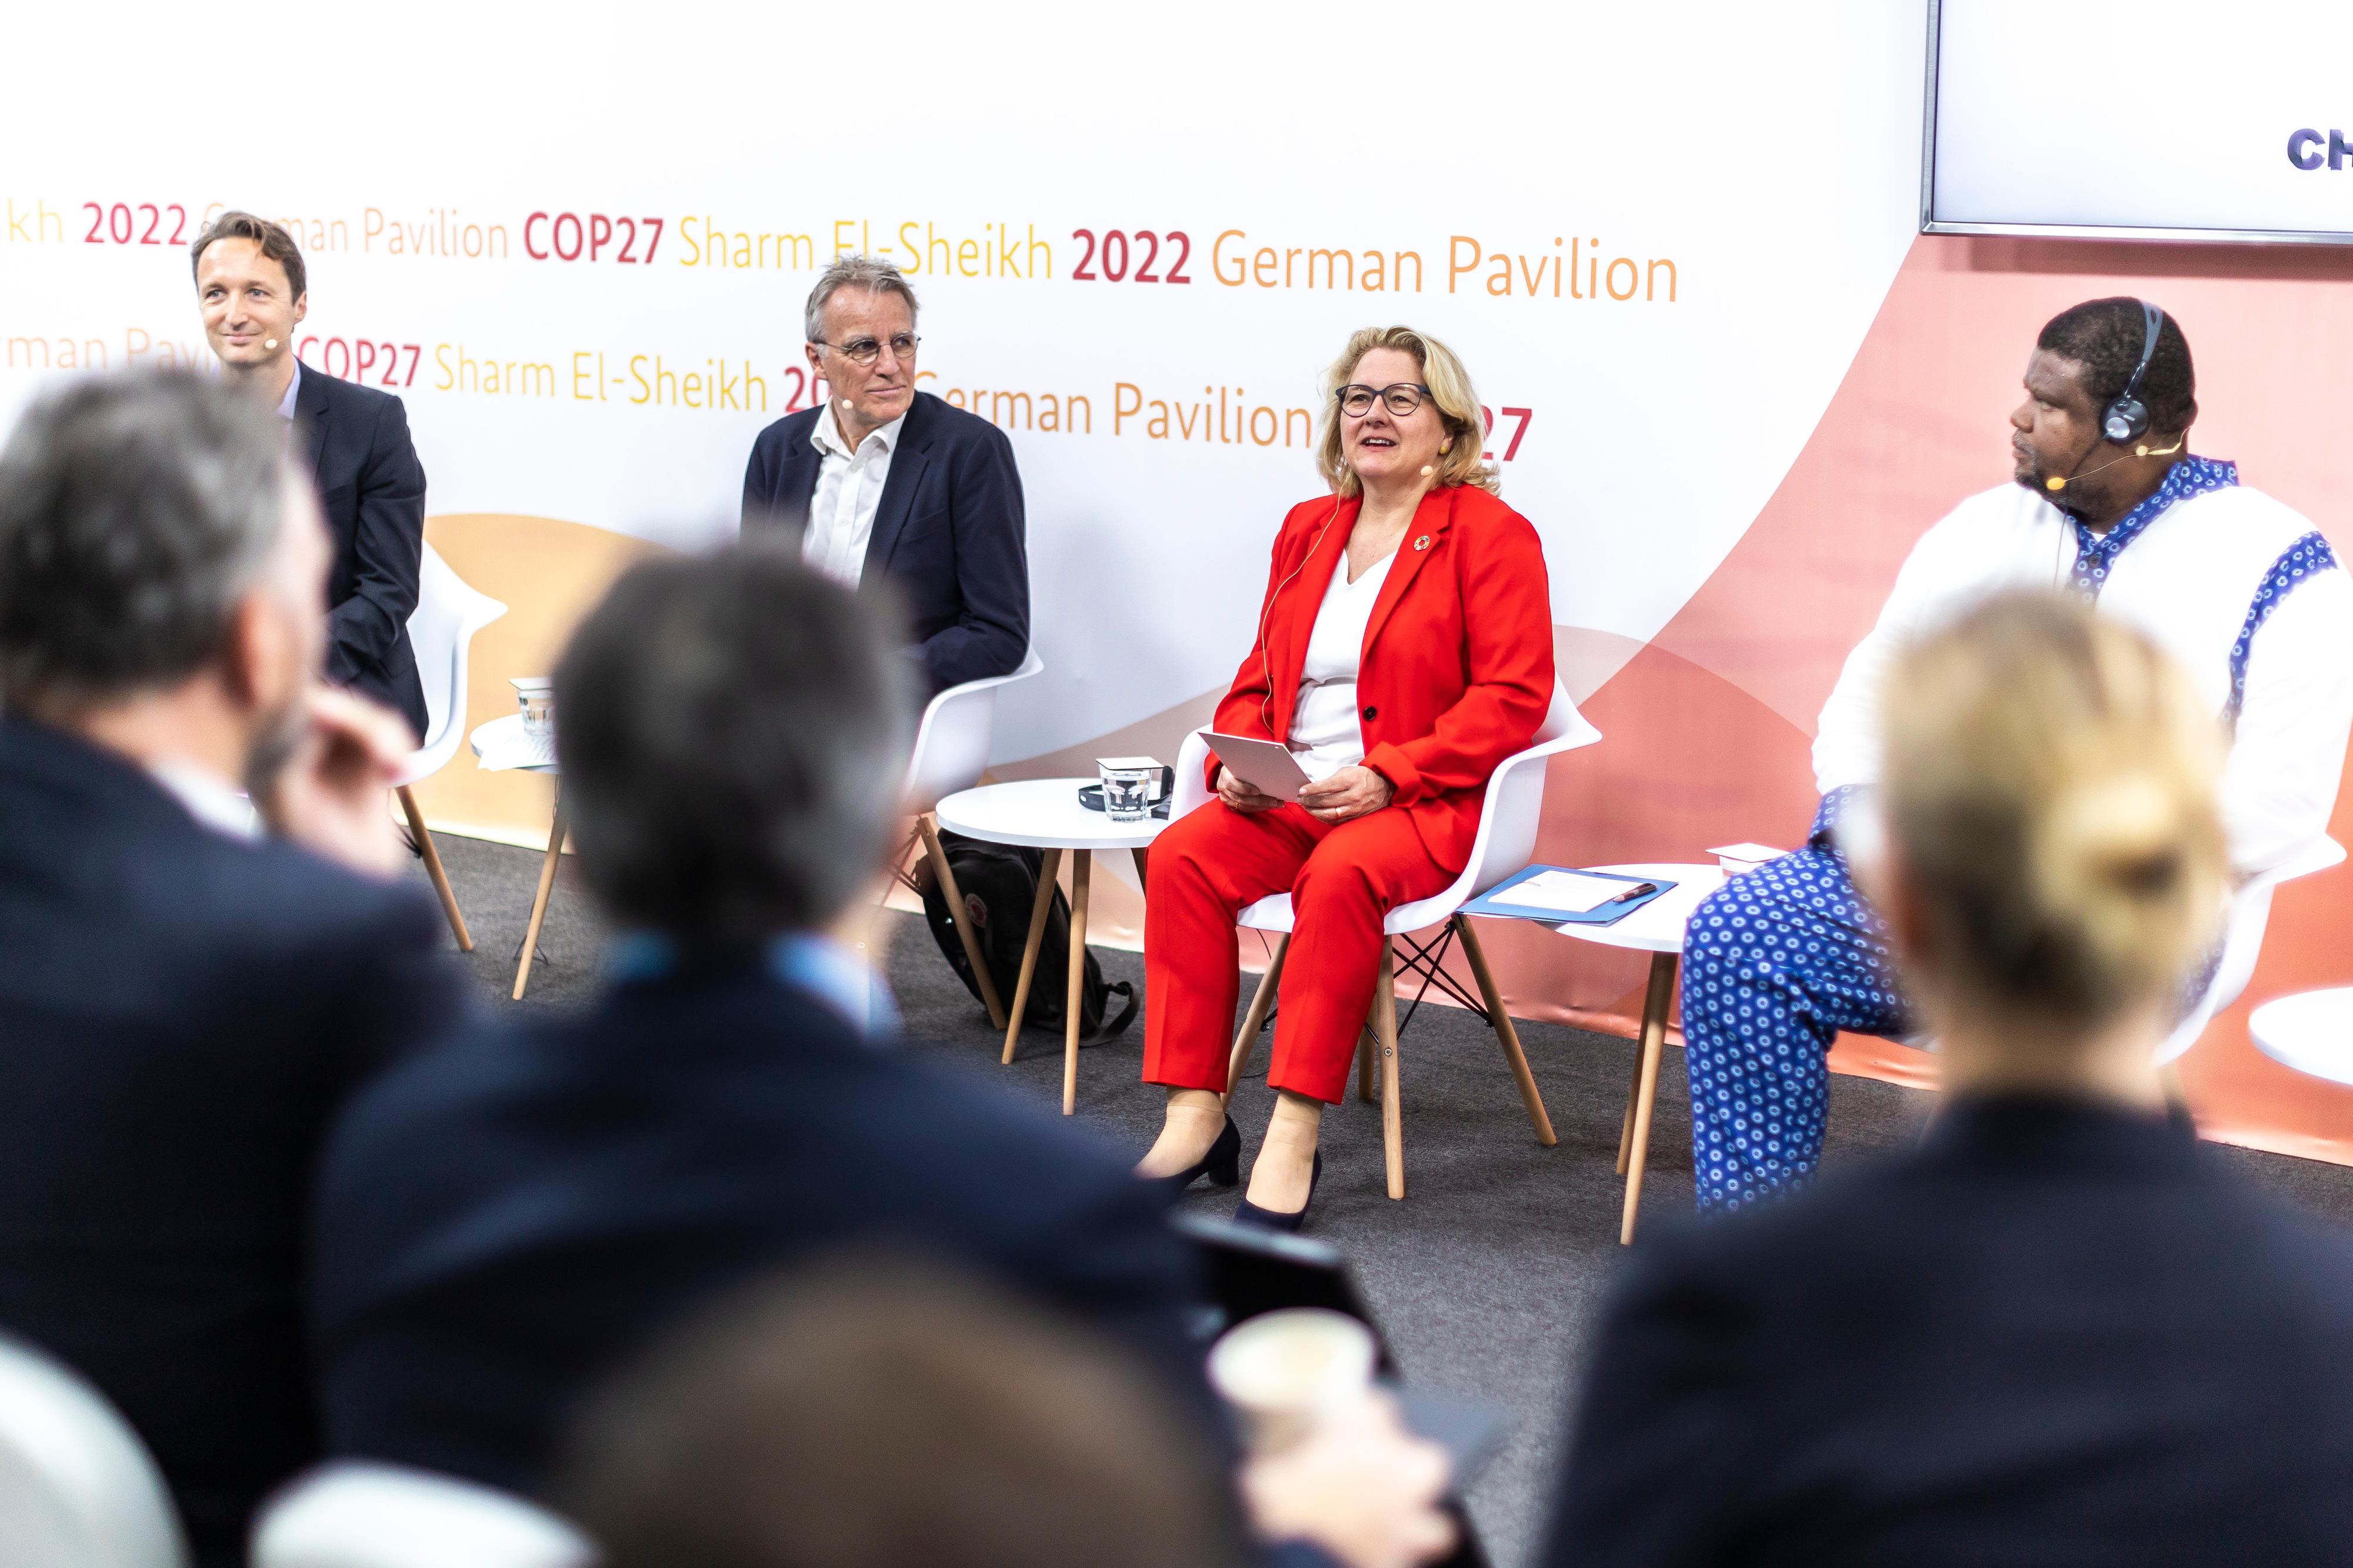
left=1095, top=756, right=1164, bottom=823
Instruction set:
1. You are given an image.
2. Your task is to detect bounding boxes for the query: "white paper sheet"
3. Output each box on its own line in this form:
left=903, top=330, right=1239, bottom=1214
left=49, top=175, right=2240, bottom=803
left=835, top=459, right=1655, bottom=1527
left=1496, top=869, right=1645, bottom=915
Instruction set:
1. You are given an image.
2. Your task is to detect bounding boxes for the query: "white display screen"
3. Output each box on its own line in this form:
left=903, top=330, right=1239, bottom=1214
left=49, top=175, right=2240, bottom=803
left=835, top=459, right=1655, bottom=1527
left=1926, top=0, right=2353, bottom=243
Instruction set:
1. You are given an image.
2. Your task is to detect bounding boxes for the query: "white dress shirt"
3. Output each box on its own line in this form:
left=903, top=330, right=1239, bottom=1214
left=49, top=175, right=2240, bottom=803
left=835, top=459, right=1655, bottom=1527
left=1814, top=478, right=2353, bottom=875
left=276, top=360, right=301, bottom=421
left=148, top=760, right=262, bottom=840
left=1287, top=550, right=1397, bottom=782
left=802, top=402, right=908, bottom=587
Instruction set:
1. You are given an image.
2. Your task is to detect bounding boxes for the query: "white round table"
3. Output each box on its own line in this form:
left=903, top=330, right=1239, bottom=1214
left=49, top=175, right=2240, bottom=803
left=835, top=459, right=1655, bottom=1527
left=1545, top=861, right=1728, bottom=1242
left=935, top=779, right=1166, bottom=1113
left=2250, top=987, right=2353, bottom=1087
left=471, top=715, right=564, bottom=1001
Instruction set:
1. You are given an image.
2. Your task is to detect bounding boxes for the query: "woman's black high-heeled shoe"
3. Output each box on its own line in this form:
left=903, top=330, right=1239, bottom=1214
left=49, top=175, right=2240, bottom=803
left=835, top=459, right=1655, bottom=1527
left=1159, top=1115, right=1242, bottom=1194
left=1232, top=1151, right=1322, bottom=1233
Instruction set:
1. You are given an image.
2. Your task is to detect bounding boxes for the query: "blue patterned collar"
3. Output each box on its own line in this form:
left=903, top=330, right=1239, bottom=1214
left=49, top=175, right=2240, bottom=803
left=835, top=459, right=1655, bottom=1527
left=2067, top=455, right=2237, bottom=600
left=605, top=930, right=897, bottom=1040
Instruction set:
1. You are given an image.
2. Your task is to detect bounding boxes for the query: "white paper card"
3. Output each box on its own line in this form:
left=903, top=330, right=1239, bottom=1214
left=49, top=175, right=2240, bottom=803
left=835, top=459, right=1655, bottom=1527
left=473, top=716, right=556, bottom=772
left=1497, top=869, right=1645, bottom=915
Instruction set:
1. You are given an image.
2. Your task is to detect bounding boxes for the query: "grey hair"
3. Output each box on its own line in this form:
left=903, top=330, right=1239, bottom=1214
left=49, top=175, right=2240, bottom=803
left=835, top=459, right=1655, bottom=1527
left=553, top=547, right=916, bottom=942
left=0, top=372, right=288, bottom=710
left=804, top=253, right=920, bottom=345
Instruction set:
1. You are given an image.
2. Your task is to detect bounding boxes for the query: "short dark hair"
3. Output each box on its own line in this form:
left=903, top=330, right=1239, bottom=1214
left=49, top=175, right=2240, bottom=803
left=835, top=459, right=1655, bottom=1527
left=0, top=373, right=289, bottom=709
left=190, top=210, right=307, bottom=302
left=552, top=549, right=914, bottom=942
left=2037, top=297, right=2196, bottom=436
left=554, top=1253, right=1243, bottom=1568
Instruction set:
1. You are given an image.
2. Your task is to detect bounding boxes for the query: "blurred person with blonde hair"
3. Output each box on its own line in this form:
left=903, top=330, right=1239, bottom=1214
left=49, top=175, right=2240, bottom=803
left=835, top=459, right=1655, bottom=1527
left=1548, top=593, right=2353, bottom=1566
left=1134, top=326, right=1559, bottom=1229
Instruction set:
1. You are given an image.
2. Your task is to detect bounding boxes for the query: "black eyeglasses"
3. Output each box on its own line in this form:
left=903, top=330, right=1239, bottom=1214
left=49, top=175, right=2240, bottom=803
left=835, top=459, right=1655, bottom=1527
left=816, top=332, right=920, bottom=366
left=1337, top=382, right=1433, bottom=418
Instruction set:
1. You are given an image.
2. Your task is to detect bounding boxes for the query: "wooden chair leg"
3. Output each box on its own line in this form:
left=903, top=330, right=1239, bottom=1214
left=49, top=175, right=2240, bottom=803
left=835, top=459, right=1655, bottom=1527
left=1357, top=1025, right=1379, bottom=1103
left=1002, top=847, right=1063, bottom=1065
left=1377, top=946, right=1405, bottom=1200
left=1454, top=915, right=1555, bottom=1146
left=919, top=813, right=1008, bottom=1032
left=1062, top=850, right=1091, bottom=1116
left=397, top=785, right=472, bottom=952
left=514, top=786, right=566, bottom=1002
left=1224, top=935, right=1289, bottom=1105
left=1619, top=951, right=1679, bottom=1244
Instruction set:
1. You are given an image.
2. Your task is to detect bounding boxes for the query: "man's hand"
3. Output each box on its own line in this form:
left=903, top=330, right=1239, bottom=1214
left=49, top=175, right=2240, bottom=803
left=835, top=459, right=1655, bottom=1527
left=1298, top=764, right=1394, bottom=825
left=1240, top=1392, right=1456, bottom=1568
left=252, top=685, right=414, bottom=878
left=1218, top=765, right=1283, bottom=815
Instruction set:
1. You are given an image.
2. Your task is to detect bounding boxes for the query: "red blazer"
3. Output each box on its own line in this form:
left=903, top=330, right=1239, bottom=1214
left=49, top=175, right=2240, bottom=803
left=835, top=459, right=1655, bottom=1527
left=1213, top=483, right=1555, bottom=873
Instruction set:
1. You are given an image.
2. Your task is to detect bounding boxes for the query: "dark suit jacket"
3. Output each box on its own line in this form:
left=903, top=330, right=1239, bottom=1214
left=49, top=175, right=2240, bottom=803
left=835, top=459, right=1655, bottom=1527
left=0, top=718, right=467, bottom=1568
left=295, top=364, right=429, bottom=738
left=740, top=391, right=1029, bottom=695
left=1549, top=1096, right=2353, bottom=1567
left=309, top=958, right=1203, bottom=1495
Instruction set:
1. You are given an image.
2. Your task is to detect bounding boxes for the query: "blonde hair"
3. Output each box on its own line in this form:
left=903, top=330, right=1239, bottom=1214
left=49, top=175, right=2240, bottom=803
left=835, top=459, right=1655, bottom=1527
left=1315, top=326, right=1499, bottom=498
left=1881, top=592, right=2227, bottom=1027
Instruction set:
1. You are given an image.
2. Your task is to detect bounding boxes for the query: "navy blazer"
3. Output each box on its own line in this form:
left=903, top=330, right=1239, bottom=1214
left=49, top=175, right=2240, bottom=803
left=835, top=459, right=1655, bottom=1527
left=1549, top=1097, right=2353, bottom=1567
left=0, top=718, right=466, bottom=1568
left=295, top=365, right=429, bottom=738
left=740, top=391, right=1030, bottom=695
left=310, top=960, right=1204, bottom=1495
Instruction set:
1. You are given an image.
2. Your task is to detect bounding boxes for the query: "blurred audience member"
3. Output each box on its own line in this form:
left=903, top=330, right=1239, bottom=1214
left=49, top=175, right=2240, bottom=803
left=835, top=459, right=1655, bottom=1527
left=0, top=373, right=465, bottom=1567
left=1549, top=592, right=2353, bottom=1566
left=558, top=1252, right=1454, bottom=1568
left=309, top=549, right=1194, bottom=1494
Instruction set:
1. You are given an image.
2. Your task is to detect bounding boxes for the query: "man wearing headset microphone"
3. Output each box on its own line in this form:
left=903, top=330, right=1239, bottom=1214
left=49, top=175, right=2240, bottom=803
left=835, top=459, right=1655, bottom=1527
left=1679, top=297, right=2353, bottom=1212
left=194, top=211, right=431, bottom=742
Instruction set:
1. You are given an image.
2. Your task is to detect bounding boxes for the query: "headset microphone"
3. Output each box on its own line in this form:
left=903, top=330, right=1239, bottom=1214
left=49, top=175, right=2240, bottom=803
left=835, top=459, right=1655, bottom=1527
left=265, top=338, right=278, bottom=349
left=2044, top=301, right=2173, bottom=493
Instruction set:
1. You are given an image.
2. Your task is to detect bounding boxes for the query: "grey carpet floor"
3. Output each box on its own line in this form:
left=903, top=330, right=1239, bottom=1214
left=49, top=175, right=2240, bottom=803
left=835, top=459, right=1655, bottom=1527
left=415, top=831, right=2353, bottom=1568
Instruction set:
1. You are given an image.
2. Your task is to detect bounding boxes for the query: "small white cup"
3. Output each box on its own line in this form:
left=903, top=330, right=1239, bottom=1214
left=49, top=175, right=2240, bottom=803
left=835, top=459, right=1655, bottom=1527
left=1207, top=1307, right=1378, bottom=1454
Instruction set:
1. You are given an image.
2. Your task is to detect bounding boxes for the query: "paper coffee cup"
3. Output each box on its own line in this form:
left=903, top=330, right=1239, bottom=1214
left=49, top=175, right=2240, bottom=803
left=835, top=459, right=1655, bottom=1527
left=1207, top=1307, right=1377, bottom=1453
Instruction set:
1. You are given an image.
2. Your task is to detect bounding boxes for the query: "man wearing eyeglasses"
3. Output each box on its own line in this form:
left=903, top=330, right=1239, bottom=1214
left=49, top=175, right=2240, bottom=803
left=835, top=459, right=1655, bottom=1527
left=741, top=253, right=1029, bottom=695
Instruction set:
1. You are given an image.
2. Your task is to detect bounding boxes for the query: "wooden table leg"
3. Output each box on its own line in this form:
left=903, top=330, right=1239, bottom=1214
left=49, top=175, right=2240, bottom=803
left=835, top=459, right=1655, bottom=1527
left=1063, top=850, right=1092, bottom=1116
left=1131, top=845, right=1149, bottom=893
left=1456, top=915, right=1556, bottom=1146
left=1002, top=846, right=1063, bottom=1065
left=514, top=786, right=566, bottom=1002
left=398, top=785, right=472, bottom=952
left=1224, top=935, right=1288, bottom=1104
left=1619, top=951, right=1679, bottom=1245
left=1377, top=946, right=1405, bottom=1200
left=919, top=813, right=1008, bottom=1031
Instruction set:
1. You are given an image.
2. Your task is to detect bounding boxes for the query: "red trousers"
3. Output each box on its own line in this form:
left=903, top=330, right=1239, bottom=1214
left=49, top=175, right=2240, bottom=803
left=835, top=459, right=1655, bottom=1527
left=1142, top=802, right=1454, bottom=1105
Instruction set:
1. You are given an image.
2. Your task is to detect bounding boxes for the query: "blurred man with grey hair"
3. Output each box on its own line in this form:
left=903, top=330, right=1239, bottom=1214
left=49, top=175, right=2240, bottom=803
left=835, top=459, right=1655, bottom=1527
left=311, top=548, right=1184, bottom=1497
left=0, top=372, right=468, bottom=1567
left=740, top=252, right=1029, bottom=695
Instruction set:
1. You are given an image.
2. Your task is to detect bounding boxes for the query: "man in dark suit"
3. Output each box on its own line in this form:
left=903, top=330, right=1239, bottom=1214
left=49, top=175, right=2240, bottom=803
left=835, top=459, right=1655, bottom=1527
left=740, top=254, right=1029, bottom=696
left=195, top=211, right=429, bottom=739
left=0, top=375, right=469, bottom=1567
left=309, top=550, right=1181, bottom=1495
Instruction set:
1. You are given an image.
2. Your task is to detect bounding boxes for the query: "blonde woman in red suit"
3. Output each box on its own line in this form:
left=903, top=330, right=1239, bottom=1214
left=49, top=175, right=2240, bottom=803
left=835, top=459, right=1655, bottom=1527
left=1134, top=326, right=1555, bottom=1230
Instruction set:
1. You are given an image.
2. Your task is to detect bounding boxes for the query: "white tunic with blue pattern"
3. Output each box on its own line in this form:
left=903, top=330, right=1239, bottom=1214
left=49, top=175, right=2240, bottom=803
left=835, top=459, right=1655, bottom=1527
left=1683, top=463, right=2353, bottom=1211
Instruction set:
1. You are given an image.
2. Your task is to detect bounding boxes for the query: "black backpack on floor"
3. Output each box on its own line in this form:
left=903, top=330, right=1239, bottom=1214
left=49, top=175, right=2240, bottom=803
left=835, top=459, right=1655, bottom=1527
left=918, top=831, right=1138, bottom=1045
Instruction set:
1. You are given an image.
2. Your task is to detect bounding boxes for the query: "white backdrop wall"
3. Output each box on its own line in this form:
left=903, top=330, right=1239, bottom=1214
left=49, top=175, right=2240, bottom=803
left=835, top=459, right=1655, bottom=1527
left=0, top=1, right=1927, bottom=762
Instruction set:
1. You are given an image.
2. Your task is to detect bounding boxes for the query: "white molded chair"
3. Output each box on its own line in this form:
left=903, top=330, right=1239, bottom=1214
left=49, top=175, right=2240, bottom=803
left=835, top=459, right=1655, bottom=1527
left=895, top=648, right=1046, bottom=1032
left=0, top=1335, right=188, bottom=1568
left=251, top=1463, right=592, bottom=1568
left=1171, top=684, right=1602, bottom=1199
left=394, top=543, right=508, bottom=951
left=2155, top=833, right=2345, bottom=1065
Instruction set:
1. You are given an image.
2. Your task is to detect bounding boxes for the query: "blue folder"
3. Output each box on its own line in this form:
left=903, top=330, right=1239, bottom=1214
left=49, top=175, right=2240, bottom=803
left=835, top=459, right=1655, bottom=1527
left=1459, top=865, right=1677, bottom=927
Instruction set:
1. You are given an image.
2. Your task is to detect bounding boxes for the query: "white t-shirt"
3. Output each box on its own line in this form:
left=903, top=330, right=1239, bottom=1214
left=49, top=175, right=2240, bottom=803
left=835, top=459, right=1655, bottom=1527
left=1814, top=478, right=2353, bottom=875
left=1287, top=549, right=1396, bottom=782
